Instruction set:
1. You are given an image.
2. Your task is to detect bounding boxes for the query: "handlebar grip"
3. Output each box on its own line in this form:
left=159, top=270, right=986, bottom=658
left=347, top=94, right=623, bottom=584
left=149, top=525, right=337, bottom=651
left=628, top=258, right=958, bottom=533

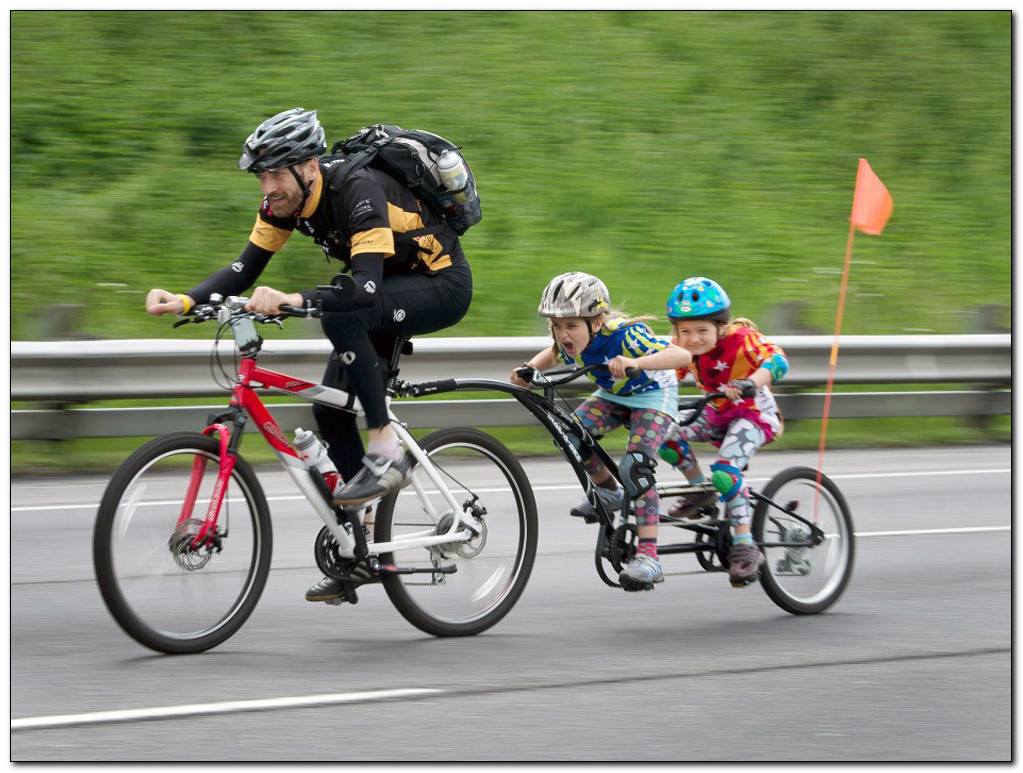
left=514, top=365, right=536, bottom=382
left=279, top=304, right=319, bottom=318
left=624, top=367, right=641, bottom=378
left=409, top=379, right=457, bottom=397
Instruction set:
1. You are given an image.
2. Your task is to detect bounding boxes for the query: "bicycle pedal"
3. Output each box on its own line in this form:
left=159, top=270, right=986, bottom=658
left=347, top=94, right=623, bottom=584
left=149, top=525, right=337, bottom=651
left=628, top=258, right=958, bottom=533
left=619, top=577, right=655, bottom=592
left=729, top=573, right=760, bottom=589
left=569, top=508, right=599, bottom=524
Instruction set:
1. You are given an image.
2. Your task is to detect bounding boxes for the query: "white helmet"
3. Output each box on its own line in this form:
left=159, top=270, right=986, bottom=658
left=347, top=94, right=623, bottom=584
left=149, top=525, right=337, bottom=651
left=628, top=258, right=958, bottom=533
left=538, top=272, right=611, bottom=318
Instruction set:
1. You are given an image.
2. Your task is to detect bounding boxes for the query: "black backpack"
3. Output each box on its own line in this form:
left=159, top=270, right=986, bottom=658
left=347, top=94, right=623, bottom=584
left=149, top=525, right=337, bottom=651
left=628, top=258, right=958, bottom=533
left=326, top=124, right=482, bottom=235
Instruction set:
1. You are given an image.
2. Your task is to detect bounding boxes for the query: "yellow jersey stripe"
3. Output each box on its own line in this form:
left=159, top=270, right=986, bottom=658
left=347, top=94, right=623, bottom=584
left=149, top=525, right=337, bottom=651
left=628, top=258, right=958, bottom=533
left=249, top=216, right=292, bottom=252
left=350, top=227, right=395, bottom=257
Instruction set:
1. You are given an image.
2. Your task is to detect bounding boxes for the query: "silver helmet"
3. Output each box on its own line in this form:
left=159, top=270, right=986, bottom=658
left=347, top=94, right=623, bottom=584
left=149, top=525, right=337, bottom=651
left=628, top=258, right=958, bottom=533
left=238, top=108, right=326, bottom=173
left=537, top=272, right=611, bottom=318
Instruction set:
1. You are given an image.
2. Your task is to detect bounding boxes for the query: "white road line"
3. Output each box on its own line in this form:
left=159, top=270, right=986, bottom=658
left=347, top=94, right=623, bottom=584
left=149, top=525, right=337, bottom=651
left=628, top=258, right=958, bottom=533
left=7, top=468, right=1013, bottom=513
left=856, top=526, right=1010, bottom=538
left=11, top=687, right=442, bottom=731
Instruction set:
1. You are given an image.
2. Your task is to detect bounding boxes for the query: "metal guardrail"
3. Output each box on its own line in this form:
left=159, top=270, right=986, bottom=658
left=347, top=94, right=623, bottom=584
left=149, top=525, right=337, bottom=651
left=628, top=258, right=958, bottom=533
left=10, top=335, right=1011, bottom=440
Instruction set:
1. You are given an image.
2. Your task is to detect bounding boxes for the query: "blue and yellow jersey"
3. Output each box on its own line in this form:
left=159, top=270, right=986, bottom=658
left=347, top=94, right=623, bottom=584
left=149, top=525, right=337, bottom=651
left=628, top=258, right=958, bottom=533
left=556, top=318, right=676, bottom=396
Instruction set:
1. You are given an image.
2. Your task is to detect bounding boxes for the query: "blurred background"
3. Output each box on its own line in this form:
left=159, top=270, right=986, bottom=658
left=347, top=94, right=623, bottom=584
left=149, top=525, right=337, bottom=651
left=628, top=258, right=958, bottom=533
left=10, top=10, right=1010, bottom=342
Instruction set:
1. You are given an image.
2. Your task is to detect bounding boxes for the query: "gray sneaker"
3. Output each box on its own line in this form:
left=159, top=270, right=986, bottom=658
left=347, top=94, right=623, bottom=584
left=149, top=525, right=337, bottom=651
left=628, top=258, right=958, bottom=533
left=619, top=554, right=664, bottom=590
left=570, top=485, right=625, bottom=523
left=333, top=453, right=414, bottom=507
left=728, top=542, right=766, bottom=587
left=667, top=490, right=719, bottom=520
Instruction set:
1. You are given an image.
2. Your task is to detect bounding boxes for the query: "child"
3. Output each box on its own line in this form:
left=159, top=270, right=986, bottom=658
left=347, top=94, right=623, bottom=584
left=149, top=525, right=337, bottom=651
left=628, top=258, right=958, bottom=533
left=510, top=271, right=691, bottom=590
left=659, top=276, right=789, bottom=587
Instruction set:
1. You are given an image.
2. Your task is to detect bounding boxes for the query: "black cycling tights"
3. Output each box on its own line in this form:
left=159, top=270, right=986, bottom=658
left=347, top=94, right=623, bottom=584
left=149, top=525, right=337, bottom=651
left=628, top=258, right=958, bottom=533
left=312, top=263, right=472, bottom=480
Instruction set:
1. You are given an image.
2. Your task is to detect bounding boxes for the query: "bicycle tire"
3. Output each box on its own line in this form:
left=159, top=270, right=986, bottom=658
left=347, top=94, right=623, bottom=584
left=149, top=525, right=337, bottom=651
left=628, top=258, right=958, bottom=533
left=375, top=427, right=538, bottom=637
left=93, top=432, right=273, bottom=654
left=752, top=466, right=855, bottom=615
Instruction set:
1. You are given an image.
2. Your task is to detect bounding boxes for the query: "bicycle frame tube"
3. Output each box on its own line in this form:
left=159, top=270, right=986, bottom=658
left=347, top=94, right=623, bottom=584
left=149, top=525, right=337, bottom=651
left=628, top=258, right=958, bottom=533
left=411, top=377, right=622, bottom=525
left=226, top=357, right=476, bottom=558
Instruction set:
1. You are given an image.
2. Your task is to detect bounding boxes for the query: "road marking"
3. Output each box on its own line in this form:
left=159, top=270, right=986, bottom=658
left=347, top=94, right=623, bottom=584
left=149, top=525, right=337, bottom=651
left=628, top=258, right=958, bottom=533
left=7, top=468, right=1013, bottom=513
left=11, top=687, right=442, bottom=731
left=856, top=526, right=1009, bottom=537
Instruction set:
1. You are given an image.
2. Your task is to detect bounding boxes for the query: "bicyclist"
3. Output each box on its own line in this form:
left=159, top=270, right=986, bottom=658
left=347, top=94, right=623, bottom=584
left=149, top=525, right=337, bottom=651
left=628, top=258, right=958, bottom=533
left=659, top=277, right=789, bottom=587
left=145, top=107, right=473, bottom=603
left=509, top=272, right=691, bottom=590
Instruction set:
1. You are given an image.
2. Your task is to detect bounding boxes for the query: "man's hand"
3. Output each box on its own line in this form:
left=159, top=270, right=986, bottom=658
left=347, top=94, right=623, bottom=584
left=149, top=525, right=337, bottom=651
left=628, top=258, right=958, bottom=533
left=246, top=286, right=303, bottom=315
left=146, top=289, right=189, bottom=316
left=607, top=355, right=639, bottom=379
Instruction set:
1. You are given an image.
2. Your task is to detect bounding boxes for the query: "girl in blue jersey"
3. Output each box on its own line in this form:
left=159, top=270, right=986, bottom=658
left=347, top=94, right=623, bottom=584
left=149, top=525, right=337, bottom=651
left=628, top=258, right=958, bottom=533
left=510, top=272, right=691, bottom=590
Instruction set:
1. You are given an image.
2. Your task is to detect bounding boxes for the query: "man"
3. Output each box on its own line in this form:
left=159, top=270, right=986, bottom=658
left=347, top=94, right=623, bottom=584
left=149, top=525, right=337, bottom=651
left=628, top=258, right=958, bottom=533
left=146, top=107, right=473, bottom=602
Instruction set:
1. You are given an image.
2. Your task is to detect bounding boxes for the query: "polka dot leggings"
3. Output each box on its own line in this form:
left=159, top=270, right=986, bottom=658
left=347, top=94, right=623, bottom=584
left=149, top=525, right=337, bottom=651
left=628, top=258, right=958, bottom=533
left=575, top=396, right=674, bottom=531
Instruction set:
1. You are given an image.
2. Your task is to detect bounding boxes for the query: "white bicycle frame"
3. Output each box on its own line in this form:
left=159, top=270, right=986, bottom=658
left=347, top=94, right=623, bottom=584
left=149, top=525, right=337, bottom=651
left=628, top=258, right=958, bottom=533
left=222, top=309, right=476, bottom=561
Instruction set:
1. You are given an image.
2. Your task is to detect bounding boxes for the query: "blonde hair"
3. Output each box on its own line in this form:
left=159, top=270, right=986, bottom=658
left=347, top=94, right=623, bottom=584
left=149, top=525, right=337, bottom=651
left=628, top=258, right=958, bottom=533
left=724, top=316, right=759, bottom=335
left=546, top=308, right=658, bottom=354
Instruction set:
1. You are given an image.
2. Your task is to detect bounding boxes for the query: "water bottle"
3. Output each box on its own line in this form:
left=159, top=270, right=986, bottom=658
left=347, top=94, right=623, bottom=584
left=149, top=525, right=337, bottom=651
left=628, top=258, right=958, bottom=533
left=293, top=427, right=344, bottom=496
left=436, top=149, right=469, bottom=198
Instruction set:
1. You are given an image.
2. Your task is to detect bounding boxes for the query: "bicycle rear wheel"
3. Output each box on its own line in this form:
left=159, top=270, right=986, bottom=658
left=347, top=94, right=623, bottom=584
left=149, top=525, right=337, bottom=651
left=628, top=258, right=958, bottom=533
left=375, top=427, right=538, bottom=637
left=93, top=432, right=272, bottom=654
left=752, top=466, right=854, bottom=615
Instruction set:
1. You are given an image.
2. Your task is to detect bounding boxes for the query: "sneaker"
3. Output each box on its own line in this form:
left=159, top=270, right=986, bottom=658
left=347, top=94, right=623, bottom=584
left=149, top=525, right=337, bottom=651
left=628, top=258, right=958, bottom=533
left=728, top=542, right=766, bottom=587
left=332, top=453, right=414, bottom=507
left=570, top=485, right=625, bottom=523
left=305, top=576, right=349, bottom=603
left=618, top=554, right=664, bottom=589
left=667, top=490, right=719, bottom=520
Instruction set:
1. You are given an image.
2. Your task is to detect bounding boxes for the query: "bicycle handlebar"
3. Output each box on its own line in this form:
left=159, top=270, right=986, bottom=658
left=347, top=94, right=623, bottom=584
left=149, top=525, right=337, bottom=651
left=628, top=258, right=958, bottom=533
left=516, top=362, right=642, bottom=386
left=172, top=295, right=321, bottom=328
left=518, top=364, right=757, bottom=426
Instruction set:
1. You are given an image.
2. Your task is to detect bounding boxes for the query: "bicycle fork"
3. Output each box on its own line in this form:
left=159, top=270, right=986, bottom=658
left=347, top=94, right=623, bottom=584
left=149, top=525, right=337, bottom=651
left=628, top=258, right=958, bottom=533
left=175, top=422, right=236, bottom=551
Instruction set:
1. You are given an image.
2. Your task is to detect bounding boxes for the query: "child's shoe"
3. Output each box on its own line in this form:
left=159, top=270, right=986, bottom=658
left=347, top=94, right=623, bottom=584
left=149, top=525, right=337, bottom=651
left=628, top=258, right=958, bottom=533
left=727, top=542, right=765, bottom=587
left=618, top=554, right=664, bottom=591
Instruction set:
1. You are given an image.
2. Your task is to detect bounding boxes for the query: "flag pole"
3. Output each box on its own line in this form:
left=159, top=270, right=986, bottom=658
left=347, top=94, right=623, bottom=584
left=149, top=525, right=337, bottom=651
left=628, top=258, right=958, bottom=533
left=815, top=221, right=857, bottom=519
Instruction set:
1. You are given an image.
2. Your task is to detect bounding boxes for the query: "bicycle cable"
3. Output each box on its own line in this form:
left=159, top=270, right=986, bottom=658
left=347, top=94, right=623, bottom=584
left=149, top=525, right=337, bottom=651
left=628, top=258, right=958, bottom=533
left=209, top=317, right=237, bottom=392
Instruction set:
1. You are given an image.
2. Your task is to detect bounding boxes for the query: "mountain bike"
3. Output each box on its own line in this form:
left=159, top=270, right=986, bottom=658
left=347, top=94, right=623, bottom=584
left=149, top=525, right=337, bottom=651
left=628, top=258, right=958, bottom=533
left=508, top=364, right=855, bottom=614
left=93, top=295, right=538, bottom=654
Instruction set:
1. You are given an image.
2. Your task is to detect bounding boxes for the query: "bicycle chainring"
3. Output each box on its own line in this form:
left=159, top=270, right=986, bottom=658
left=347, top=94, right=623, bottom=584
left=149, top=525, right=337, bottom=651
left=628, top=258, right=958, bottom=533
left=608, top=523, right=638, bottom=571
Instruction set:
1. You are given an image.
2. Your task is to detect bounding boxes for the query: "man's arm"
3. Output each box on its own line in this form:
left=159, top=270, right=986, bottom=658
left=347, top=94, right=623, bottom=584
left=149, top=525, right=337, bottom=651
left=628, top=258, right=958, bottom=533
left=186, top=242, right=275, bottom=304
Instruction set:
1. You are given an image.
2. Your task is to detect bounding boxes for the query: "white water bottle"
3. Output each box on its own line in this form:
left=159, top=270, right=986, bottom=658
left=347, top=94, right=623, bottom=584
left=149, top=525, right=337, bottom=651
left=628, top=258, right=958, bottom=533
left=436, top=149, right=469, bottom=195
left=293, top=427, right=344, bottom=496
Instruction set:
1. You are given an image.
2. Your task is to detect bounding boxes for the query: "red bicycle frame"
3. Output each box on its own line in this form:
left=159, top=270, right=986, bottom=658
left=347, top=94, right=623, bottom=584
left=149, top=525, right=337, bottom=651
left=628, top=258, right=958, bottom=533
left=176, top=355, right=338, bottom=548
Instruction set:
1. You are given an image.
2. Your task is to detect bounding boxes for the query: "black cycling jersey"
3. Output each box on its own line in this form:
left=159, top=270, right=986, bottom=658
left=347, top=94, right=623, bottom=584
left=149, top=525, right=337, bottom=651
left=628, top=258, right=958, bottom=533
left=187, top=162, right=466, bottom=307
left=185, top=157, right=473, bottom=467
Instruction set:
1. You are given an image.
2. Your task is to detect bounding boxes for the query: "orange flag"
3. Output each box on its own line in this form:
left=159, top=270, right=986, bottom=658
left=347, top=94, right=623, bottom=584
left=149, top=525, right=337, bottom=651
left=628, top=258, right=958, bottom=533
left=849, top=158, right=893, bottom=235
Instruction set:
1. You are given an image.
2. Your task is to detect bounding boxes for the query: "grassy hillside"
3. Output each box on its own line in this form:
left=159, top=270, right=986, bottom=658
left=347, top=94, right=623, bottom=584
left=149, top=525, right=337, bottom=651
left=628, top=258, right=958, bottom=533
left=11, top=10, right=1010, bottom=341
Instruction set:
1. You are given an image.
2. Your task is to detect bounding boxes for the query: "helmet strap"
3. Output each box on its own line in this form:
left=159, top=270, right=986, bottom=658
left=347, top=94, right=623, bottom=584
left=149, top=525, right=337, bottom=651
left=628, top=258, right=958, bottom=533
left=287, top=163, right=312, bottom=215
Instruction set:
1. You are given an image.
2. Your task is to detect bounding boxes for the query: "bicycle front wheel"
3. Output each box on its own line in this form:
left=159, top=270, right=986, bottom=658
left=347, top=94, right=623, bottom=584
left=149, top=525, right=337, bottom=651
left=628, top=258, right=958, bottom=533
left=93, top=432, right=272, bottom=654
left=375, top=427, right=538, bottom=637
left=753, top=466, right=855, bottom=615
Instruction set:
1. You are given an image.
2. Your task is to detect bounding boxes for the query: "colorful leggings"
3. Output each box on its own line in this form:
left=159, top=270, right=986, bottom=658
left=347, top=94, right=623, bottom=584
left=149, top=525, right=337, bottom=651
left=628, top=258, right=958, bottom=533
left=575, top=396, right=674, bottom=528
left=665, top=414, right=767, bottom=528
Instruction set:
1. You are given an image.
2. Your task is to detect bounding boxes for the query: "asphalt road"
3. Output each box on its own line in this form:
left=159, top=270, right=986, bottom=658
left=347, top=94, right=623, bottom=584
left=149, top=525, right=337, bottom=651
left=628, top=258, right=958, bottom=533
left=10, top=445, right=1011, bottom=761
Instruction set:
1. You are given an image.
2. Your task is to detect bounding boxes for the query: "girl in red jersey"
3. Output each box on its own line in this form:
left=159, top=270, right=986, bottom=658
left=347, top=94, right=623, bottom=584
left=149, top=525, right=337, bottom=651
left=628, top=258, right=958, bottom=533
left=659, top=277, right=789, bottom=587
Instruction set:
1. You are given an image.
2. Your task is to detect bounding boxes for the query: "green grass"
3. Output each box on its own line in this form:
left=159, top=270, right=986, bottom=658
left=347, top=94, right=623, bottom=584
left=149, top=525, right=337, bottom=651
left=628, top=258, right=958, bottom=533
left=11, top=11, right=1009, bottom=342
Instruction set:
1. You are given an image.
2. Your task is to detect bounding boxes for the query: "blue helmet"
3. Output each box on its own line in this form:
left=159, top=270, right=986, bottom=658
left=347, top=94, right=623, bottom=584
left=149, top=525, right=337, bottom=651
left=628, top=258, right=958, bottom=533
left=666, top=277, right=731, bottom=322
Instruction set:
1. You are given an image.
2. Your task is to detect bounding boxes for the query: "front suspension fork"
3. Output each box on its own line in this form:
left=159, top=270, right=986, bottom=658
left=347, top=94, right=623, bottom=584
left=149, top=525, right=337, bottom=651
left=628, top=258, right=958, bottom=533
left=176, top=422, right=237, bottom=549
